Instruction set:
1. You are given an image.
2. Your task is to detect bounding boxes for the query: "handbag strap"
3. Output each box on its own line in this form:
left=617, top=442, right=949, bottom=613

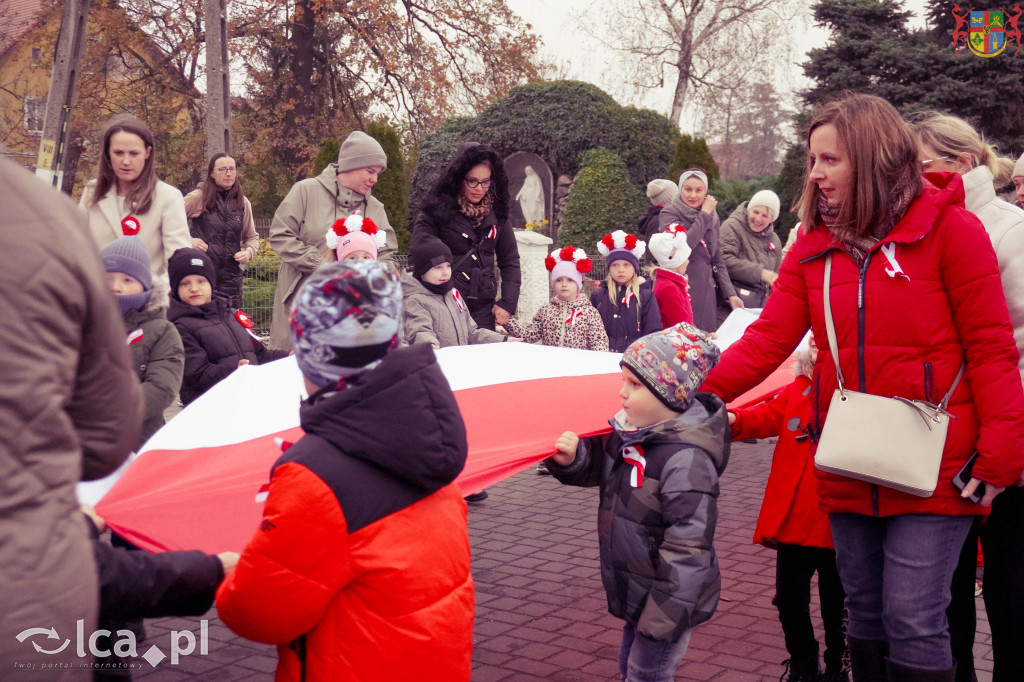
left=822, top=251, right=965, bottom=407
left=822, top=253, right=846, bottom=392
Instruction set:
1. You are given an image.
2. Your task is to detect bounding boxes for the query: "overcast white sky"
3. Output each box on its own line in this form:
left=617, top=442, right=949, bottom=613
left=506, top=0, right=931, bottom=134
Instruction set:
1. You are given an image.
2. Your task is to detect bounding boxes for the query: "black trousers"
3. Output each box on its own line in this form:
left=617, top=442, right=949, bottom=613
left=949, top=486, right=1024, bottom=682
left=775, top=543, right=848, bottom=668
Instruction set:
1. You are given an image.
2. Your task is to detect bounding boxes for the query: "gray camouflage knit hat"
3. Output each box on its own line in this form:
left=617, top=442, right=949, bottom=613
left=620, top=322, right=720, bottom=411
left=289, top=260, right=402, bottom=387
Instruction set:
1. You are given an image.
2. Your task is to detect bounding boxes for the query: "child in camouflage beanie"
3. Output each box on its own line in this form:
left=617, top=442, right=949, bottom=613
left=544, top=322, right=730, bottom=680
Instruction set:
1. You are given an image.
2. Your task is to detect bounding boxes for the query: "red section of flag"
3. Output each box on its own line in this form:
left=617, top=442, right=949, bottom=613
left=97, top=374, right=622, bottom=553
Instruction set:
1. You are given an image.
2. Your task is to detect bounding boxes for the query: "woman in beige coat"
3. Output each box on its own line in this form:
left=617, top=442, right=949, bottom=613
left=80, top=115, right=191, bottom=307
left=268, top=131, right=397, bottom=350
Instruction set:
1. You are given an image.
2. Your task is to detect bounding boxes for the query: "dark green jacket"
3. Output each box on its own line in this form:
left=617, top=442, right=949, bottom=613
left=124, top=302, right=184, bottom=446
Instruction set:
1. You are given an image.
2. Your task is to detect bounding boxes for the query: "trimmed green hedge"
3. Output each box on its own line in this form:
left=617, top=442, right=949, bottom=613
left=558, top=148, right=648, bottom=249
left=410, top=81, right=677, bottom=216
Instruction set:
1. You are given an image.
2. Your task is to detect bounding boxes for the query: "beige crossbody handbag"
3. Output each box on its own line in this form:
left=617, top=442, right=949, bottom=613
left=814, top=253, right=965, bottom=497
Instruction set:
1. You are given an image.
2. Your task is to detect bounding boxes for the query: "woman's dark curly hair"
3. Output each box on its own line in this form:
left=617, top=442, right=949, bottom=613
left=428, top=142, right=509, bottom=222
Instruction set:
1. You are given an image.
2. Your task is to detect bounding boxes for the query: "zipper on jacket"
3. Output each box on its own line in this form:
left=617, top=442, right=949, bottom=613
left=290, top=634, right=307, bottom=682
left=856, top=252, right=872, bottom=393
left=924, top=362, right=935, bottom=404
left=856, top=251, right=882, bottom=516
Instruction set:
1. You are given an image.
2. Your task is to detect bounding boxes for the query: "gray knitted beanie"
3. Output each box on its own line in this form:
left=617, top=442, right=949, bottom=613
left=337, top=131, right=388, bottom=173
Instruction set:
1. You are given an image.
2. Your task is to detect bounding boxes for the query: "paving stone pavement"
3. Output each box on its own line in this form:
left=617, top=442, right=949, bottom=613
left=135, top=439, right=993, bottom=681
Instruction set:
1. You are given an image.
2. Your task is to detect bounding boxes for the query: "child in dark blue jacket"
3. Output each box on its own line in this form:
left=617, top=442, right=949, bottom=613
left=167, top=248, right=289, bottom=405
left=590, top=230, right=662, bottom=352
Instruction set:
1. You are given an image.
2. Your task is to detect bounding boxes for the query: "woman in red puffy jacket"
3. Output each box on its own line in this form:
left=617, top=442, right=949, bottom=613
left=702, top=93, right=1024, bottom=682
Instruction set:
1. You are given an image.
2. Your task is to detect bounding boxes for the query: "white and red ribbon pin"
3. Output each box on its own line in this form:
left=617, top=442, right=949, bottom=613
left=880, top=243, right=910, bottom=281
left=621, top=288, right=635, bottom=306
left=126, top=329, right=144, bottom=345
left=235, top=310, right=261, bottom=340
left=565, top=308, right=583, bottom=326
left=622, top=445, right=646, bottom=488
left=452, top=289, right=466, bottom=312
left=487, top=225, right=497, bottom=240
left=121, top=216, right=140, bottom=236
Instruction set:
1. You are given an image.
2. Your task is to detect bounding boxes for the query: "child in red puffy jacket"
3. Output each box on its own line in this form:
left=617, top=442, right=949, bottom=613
left=727, top=337, right=848, bottom=682
left=216, top=261, right=473, bottom=681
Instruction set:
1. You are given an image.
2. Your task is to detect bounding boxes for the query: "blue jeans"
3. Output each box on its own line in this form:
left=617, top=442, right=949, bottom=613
left=830, top=513, right=973, bottom=670
left=617, top=621, right=694, bottom=682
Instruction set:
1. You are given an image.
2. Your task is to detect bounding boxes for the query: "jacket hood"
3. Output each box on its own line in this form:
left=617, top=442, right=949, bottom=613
left=124, top=298, right=169, bottom=328
left=167, top=295, right=231, bottom=323
left=300, top=344, right=468, bottom=491
left=400, top=268, right=434, bottom=297
left=613, top=392, right=730, bottom=475
left=314, top=163, right=341, bottom=194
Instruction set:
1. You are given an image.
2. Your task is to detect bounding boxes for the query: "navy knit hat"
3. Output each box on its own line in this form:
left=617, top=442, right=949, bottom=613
left=100, top=236, right=152, bottom=314
left=410, top=234, right=453, bottom=279
left=620, top=322, right=720, bottom=412
left=289, top=260, right=402, bottom=387
left=168, top=248, right=217, bottom=299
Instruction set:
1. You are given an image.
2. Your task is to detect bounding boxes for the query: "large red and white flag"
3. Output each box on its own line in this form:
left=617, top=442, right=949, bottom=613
left=92, top=344, right=623, bottom=553
left=89, top=311, right=802, bottom=554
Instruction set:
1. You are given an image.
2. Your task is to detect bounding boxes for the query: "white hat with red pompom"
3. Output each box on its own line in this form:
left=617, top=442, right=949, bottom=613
left=648, top=223, right=691, bottom=269
left=596, top=230, right=646, bottom=270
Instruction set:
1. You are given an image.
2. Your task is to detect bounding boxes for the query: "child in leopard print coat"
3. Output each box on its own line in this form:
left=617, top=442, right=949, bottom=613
left=504, top=246, right=608, bottom=352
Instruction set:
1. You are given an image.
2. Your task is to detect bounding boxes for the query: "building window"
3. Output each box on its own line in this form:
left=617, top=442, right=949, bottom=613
left=24, top=97, right=44, bottom=134
left=31, top=47, right=42, bottom=63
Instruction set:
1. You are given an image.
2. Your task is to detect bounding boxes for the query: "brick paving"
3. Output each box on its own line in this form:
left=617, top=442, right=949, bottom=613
left=135, top=439, right=994, bottom=681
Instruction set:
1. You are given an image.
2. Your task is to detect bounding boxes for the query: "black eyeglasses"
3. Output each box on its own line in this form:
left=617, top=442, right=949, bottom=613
left=464, top=177, right=492, bottom=189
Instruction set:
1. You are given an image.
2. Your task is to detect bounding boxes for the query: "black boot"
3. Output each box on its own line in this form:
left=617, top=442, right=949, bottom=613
left=886, top=659, right=956, bottom=681
left=781, top=654, right=821, bottom=682
left=848, top=637, right=888, bottom=682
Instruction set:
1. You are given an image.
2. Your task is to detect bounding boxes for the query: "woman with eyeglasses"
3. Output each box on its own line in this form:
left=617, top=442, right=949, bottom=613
left=183, top=153, right=260, bottom=308
left=80, top=114, right=191, bottom=307
left=912, top=112, right=1024, bottom=682
left=412, top=142, right=521, bottom=332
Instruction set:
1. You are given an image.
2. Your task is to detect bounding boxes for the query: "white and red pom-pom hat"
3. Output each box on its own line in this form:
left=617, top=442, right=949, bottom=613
left=648, top=223, right=691, bottom=269
left=545, top=245, right=593, bottom=287
left=596, top=230, right=646, bottom=270
left=325, top=212, right=387, bottom=260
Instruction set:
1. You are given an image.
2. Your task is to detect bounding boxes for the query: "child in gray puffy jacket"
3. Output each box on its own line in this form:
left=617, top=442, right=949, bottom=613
left=546, top=322, right=729, bottom=682
left=401, top=234, right=520, bottom=348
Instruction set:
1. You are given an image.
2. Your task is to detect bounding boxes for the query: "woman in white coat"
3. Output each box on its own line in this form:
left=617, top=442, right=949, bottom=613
left=80, top=114, right=191, bottom=306
left=914, top=111, right=1024, bottom=682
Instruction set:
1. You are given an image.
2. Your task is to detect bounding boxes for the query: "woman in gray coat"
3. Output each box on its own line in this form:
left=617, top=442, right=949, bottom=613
left=718, top=190, right=783, bottom=319
left=659, top=169, right=742, bottom=332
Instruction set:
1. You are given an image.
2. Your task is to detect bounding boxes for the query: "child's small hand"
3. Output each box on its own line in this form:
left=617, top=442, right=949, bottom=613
left=218, top=551, right=240, bottom=573
left=237, top=359, right=250, bottom=368
left=192, top=238, right=209, bottom=252
left=508, top=337, right=523, bottom=342
left=80, top=504, right=107, bottom=533
left=552, top=431, right=579, bottom=466
left=727, top=411, right=736, bottom=426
